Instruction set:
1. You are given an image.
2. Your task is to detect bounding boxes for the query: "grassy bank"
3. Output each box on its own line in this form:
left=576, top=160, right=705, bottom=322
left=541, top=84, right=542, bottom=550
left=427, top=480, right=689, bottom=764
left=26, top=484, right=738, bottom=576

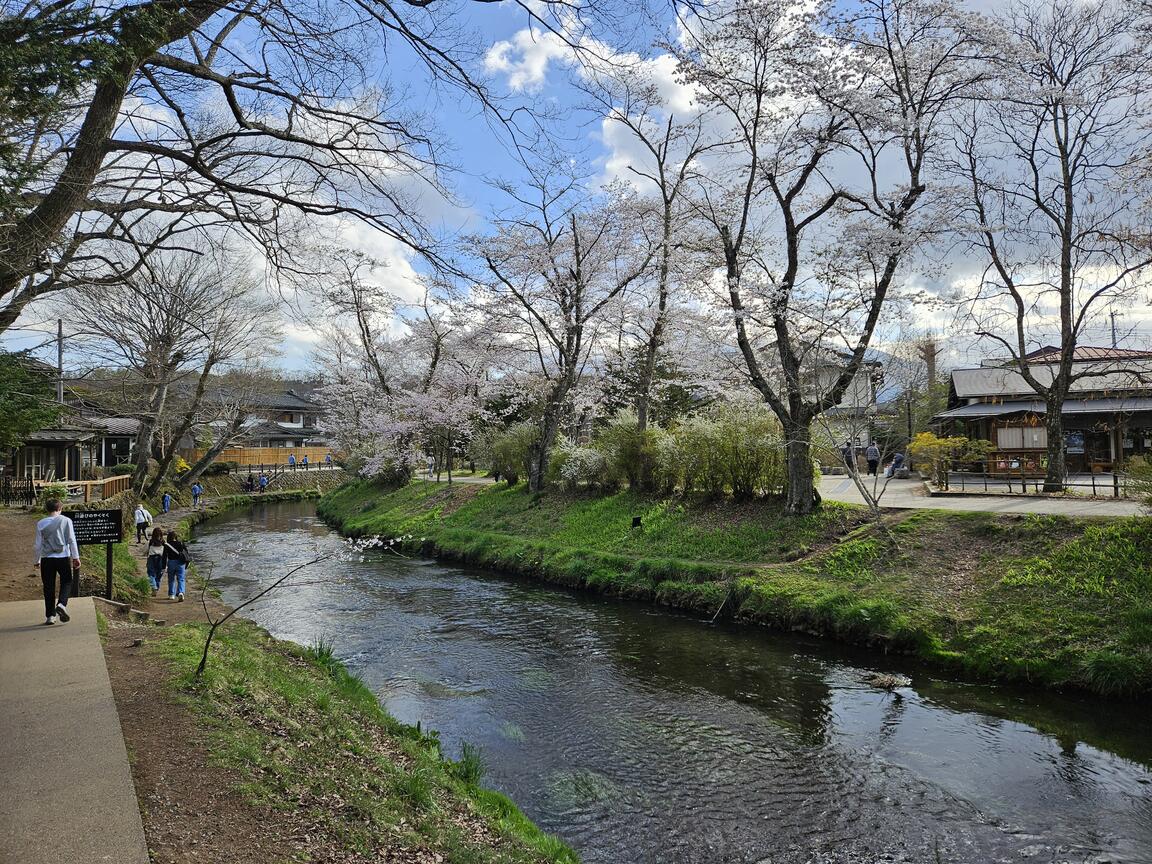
left=150, top=620, right=575, bottom=863
left=117, top=485, right=574, bottom=863
left=318, top=480, right=1152, bottom=697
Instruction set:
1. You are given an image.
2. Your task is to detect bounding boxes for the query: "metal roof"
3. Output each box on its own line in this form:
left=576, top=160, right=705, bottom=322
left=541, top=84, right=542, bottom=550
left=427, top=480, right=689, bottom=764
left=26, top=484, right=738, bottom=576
left=952, top=364, right=1152, bottom=398
left=936, top=397, right=1152, bottom=420
left=935, top=401, right=1045, bottom=419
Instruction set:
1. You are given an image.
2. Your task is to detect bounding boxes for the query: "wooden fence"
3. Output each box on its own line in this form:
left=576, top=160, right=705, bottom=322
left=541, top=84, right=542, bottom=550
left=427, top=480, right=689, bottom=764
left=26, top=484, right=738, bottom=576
left=180, top=446, right=336, bottom=467
left=31, top=474, right=134, bottom=503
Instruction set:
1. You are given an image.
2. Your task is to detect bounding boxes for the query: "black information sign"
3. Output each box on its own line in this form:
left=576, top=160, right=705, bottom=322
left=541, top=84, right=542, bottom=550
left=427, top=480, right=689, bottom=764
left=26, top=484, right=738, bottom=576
left=65, top=508, right=123, bottom=545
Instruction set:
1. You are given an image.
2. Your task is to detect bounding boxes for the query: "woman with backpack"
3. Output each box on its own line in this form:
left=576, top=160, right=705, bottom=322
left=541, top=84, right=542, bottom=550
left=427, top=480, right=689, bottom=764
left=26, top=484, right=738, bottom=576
left=146, top=527, right=166, bottom=595
left=162, top=530, right=190, bottom=602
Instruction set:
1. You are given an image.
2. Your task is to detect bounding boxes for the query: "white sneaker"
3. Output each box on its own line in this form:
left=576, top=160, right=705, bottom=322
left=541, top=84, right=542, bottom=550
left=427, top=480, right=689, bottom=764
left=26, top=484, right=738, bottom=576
left=44, top=616, right=56, bottom=625
left=177, top=593, right=185, bottom=602
left=55, top=604, right=70, bottom=623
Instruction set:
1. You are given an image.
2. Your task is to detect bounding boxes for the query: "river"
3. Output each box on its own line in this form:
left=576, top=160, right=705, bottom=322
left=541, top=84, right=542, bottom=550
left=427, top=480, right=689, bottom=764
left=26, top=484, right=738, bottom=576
left=189, top=500, right=1152, bottom=864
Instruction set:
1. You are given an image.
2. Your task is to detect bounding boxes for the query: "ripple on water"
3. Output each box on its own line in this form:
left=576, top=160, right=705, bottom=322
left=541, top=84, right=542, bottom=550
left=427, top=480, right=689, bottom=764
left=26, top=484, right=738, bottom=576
left=191, top=505, right=1152, bottom=864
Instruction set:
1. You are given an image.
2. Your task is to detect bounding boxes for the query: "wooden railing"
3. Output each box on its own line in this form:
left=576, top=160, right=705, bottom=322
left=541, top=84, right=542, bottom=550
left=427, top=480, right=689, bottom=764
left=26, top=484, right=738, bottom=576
left=38, top=474, right=135, bottom=502
left=180, top=446, right=336, bottom=467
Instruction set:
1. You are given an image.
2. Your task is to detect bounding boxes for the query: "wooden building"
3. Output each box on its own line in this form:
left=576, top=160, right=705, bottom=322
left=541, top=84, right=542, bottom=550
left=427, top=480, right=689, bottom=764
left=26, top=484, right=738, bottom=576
left=934, top=347, right=1152, bottom=474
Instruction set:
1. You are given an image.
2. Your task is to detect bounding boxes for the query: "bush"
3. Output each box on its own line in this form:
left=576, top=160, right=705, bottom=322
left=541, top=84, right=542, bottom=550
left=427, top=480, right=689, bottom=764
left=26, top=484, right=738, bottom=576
left=651, top=401, right=786, bottom=498
left=201, top=460, right=239, bottom=476
left=111, top=463, right=136, bottom=478
left=595, top=412, right=662, bottom=490
left=36, top=482, right=70, bottom=510
left=552, top=439, right=612, bottom=490
left=490, top=423, right=538, bottom=485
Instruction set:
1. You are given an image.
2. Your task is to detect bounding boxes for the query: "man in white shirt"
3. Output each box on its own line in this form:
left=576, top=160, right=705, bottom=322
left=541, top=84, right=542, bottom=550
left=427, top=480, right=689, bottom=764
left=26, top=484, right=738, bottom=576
left=33, top=499, right=81, bottom=625
left=133, top=502, right=153, bottom=543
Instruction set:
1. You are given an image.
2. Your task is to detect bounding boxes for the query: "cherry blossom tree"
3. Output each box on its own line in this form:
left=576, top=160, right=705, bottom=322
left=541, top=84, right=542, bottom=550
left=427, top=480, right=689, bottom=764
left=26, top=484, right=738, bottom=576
left=472, top=162, right=656, bottom=492
left=674, top=0, right=986, bottom=514
left=949, top=0, right=1152, bottom=491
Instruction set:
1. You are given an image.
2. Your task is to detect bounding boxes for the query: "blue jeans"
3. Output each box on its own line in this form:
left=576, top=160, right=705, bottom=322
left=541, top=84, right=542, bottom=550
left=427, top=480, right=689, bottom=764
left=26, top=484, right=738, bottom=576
left=147, top=555, right=164, bottom=590
left=166, top=561, right=186, bottom=597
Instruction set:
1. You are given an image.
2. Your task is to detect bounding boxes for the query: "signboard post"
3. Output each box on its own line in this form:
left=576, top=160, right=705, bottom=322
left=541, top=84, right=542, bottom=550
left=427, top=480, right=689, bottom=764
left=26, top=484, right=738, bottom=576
left=64, top=509, right=123, bottom=599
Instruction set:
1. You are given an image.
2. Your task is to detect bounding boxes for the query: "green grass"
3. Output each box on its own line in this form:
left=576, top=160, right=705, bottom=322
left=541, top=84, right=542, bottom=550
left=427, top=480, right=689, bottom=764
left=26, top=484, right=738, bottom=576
left=81, top=540, right=150, bottom=604
left=318, top=480, right=1152, bottom=697
left=153, top=619, right=576, bottom=864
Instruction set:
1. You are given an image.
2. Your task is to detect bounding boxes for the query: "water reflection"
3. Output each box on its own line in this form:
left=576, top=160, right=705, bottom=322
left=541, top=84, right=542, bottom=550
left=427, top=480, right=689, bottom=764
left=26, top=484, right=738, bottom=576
left=191, top=501, right=1152, bottom=864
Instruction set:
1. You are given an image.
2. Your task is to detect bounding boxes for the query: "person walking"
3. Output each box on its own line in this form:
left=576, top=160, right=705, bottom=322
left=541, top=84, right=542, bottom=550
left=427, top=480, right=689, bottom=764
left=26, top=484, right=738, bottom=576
left=133, top=502, right=153, bottom=544
left=33, top=499, right=80, bottom=625
left=288, top=453, right=296, bottom=471
left=325, top=452, right=333, bottom=468
left=258, top=472, right=268, bottom=493
left=145, top=527, right=165, bottom=595
left=162, top=530, right=190, bottom=602
left=161, top=492, right=172, bottom=514
left=841, top=440, right=855, bottom=472
left=190, top=481, right=204, bottom=510
left=865, top=442, right=881, bottom=476
left=301, top=454, right=309, bottom=469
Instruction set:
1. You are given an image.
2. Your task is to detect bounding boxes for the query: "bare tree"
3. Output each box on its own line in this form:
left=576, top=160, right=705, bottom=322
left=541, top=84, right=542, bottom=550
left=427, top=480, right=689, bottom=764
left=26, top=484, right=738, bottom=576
left=673, top=0, right=985, bottom=515
left=181, top=369, right=284, bottom=486
left=950, top=0, right=1152, bottom=491
left=0, top=0, right=615, bottom=333
left=475, top=162, right=655, bottom=492
left=65, top=246, right=276, bottom=492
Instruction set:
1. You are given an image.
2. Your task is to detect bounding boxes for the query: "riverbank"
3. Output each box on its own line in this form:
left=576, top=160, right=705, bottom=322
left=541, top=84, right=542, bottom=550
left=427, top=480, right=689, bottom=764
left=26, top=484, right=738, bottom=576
left=318, top=480, right=1152, bottom=697
left=102, top=490, right=576, bottom=864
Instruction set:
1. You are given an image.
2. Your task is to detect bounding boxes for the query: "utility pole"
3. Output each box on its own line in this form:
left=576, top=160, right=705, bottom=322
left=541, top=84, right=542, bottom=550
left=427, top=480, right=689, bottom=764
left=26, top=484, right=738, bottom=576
left=1110, top=311, right=1118, bottom=349
left=56, top=319, right=64, bottom=403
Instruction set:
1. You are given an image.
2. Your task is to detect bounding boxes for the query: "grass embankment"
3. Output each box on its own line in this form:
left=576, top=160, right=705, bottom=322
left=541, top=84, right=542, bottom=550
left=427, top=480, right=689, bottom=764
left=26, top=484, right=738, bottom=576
left=118, top=483, right=573, bottom=863
left=149, top=621, right=575, bottom=863
left=318, top=480, right=1152, bottom=697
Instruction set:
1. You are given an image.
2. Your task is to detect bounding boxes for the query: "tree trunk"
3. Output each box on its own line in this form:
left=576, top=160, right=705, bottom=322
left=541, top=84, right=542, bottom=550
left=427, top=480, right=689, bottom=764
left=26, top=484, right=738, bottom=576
left=181, top=417, right=245, bottom=486
left=132, top=380, right=170, bottom=492
left=528, top=405, right=564, bottom=494
left=145, top=363, right=216, bottom=497
left=783, top=416, right=820, bottom=515
left=1042, top=398, right=1066, bottom=492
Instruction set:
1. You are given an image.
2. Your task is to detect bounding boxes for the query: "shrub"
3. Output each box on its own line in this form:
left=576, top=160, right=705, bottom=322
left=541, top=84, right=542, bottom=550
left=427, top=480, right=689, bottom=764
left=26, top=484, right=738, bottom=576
left=36, top=482, right=70, bottom=510
left=553, top=439, right=612, bottom=490
left=201, top=460, right=239, bottom=476
left=595, top=411, right=663, bottom=490
left=110, top=463, right=136, bottom=478
left=652, top=401, right=786, bottom=498
left=490, top=423, right=538, bottom=486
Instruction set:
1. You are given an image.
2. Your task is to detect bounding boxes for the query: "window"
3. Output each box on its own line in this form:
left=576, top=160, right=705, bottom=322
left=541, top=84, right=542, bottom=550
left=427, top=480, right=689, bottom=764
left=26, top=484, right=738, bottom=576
left=996, top=425, right=1047, bottom=450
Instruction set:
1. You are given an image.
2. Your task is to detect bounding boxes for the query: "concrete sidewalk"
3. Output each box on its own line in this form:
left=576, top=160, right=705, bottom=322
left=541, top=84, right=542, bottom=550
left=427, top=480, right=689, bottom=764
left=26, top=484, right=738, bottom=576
left=819, top=476, right=1145, bottom=516
left=0, top=598, right=149, bottom=864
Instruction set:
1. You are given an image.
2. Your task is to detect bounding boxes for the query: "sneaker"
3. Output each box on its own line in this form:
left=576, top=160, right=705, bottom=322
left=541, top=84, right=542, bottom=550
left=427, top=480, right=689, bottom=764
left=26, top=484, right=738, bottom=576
left=177, top=593, right=185, bottom=602
left=168, top=595, right=176, bottom=600
left=55, top=604, right=70, bottom=623
left=44, top=616, right=56, bottom=625
left=152, top=587, right=158, bottom=597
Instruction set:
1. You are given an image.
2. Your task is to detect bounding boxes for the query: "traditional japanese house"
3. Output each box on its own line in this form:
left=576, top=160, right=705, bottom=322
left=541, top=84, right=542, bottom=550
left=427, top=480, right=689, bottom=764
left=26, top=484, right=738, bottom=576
left=933, top=346, right=1152, bottom=474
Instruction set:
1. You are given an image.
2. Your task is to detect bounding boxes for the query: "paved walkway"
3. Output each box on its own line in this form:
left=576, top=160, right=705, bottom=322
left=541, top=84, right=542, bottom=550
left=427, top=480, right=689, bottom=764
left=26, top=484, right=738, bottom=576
left=0, top=598, right=150, bottom=864
left=818, top=476, right=1145, bottom=516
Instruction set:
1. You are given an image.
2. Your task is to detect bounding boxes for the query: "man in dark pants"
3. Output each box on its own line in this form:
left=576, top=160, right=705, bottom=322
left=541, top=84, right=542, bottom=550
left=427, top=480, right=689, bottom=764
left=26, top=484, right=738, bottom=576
left=33, top=498, right=80, bottom=625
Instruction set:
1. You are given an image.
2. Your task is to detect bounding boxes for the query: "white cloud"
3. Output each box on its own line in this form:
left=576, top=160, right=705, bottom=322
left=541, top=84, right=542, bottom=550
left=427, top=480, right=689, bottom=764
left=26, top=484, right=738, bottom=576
left=484, top=29, right=573, bottom=93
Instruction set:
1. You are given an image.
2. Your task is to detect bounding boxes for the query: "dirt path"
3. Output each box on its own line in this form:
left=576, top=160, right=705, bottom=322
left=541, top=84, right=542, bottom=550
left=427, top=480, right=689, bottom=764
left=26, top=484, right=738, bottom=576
left=0, top=509, right=40, bottom=603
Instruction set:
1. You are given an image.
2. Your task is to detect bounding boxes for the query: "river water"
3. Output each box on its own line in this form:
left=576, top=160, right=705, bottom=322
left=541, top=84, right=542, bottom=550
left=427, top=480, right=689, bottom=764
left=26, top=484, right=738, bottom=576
left=189, top=501, right=1152, bottom=864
